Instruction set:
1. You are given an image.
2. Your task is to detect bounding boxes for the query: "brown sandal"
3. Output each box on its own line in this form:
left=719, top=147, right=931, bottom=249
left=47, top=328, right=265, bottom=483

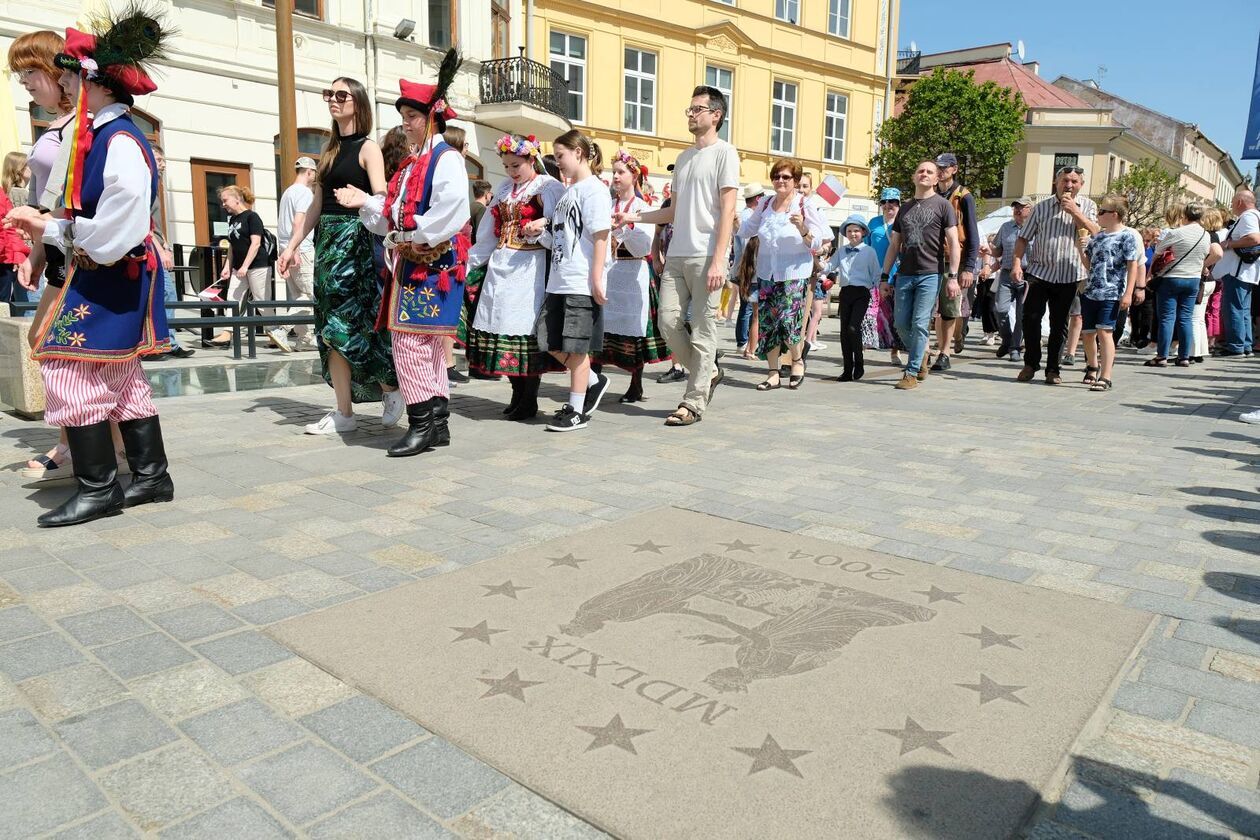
left=664, top=405, right=701, bottom=427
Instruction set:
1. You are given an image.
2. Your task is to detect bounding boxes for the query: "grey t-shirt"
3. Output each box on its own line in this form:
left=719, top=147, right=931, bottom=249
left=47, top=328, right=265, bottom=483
left=890, top=194, right=957, bottom=276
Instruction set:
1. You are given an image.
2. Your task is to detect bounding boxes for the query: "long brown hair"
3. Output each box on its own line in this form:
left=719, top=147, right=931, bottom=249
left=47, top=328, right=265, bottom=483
left=736, top=236, right=760, bottom=299
left=379, top=125, right=410, bottom=181
left=316, top=77, right=373, bottom=187
left=553, top=129, right=603, bottom=176
left=3, top=152, right=28, bottom=191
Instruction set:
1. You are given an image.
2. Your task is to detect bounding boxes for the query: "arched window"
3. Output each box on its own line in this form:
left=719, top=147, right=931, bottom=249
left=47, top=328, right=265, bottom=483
left=273, top=128, right=331, bottom=195
left=465, top=154, right=484, bottom=180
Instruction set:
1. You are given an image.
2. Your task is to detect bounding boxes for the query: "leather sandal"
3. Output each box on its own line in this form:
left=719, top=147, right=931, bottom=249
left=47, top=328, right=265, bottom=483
left=1144, top=358, right=1168, bottom=367
left=788, top=359, right=806, bottom=390
left=1082, top=366, right=1099, bottom=385
left=1090, top=378, right=1113, bottom=391
left=756, top=372, right=782, bottom=391
left=664, top=405, right=701, bottom=427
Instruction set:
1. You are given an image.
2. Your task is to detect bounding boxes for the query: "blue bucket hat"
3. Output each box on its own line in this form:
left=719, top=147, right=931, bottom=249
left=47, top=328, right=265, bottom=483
left=879, top=187, right=901, bottom=203
left=841, top=213, right=869, bottom=236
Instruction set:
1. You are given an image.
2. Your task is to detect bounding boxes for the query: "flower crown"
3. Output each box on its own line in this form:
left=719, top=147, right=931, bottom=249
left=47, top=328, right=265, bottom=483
left=497, top=134, right=541, bottom=158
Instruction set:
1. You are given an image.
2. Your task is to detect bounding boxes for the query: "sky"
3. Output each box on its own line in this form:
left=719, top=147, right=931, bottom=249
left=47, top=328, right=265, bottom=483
left=898, top=0, right=1260, bottom=176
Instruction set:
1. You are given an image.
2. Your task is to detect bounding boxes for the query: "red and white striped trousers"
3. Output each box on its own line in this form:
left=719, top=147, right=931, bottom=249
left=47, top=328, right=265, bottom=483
left=40, top=358, right=157, bottom=428
left=391, top=332, right=448, bottom=404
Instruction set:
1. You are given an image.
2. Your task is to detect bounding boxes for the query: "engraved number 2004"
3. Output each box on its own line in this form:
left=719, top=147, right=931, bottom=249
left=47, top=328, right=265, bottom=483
left=788, top=549, right=904, bottom=581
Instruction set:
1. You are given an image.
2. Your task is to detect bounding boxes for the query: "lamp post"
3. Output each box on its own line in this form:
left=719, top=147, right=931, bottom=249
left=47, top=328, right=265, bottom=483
left=275, top=0, right=299, bottom=192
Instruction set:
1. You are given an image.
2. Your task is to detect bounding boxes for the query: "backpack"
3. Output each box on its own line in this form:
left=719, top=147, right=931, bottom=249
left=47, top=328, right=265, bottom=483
left=260, top=228, right=279, bottom=264
left=945, top=184, right=971, bottom=250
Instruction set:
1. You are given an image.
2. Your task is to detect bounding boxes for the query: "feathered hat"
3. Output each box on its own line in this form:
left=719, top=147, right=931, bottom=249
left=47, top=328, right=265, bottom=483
left=394, top=47, right=460, bottom=141
left=55, top=2, right=173, bottom=213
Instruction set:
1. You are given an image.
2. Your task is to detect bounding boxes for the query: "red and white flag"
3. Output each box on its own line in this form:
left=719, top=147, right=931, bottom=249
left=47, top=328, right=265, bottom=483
left=813, top=174, right=847, bottom=206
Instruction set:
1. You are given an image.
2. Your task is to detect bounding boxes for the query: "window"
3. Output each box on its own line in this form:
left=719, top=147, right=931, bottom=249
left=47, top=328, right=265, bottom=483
left=771, top=80, right=797, bottom=155
left=491, top=0, right=511, bottom=59
left=623, top=48, right=657, bottom=134
left=823, top=91, right=847, bottom=163
left=775, top=0, right=799, bottom=24
left=262, top=0, right=321, bottom=19
left=827, top=0, right=850, bottom=37
left=550, top=32, right=586, bottom=123
left=465, top=155, right=484, bottom=179
left=705, top=65, right=733, bottom=143
left=428, top=0, right=453, bottom=50
left=1053, top=153, right=1079, bottom=171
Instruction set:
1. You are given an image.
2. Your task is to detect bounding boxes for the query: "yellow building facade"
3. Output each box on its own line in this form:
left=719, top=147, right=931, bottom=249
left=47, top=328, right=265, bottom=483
left=525, top=0, right=898, bottom=213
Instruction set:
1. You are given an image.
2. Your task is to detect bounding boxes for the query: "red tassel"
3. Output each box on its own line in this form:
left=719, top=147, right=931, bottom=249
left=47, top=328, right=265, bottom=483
left=410, top=265, right=424, bottom=281
left=126, top=261, right=140, bottom=280
left=436, top=270, right=451, bottom=293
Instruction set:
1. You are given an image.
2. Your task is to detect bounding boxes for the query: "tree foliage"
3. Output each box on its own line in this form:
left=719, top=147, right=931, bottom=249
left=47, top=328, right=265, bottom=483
left=871, top=69, right=1026, bottom=199
left=1106, top=158, right=1185, bottom=229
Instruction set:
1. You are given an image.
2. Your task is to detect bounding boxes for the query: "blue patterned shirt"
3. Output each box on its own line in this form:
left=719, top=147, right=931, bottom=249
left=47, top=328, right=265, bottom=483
left=1083, top=229, right=1139, bottom=301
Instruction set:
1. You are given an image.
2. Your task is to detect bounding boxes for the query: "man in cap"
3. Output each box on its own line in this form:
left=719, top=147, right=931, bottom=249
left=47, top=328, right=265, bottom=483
left=276, top=156, right=319, bottom=351
left=931, top=152, right=978, bottom=371
left=989, top=197, right=1033, bottom=362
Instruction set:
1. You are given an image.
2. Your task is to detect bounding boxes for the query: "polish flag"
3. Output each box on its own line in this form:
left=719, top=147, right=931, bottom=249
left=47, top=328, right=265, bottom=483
left=813, top=174, right=847, bottom=206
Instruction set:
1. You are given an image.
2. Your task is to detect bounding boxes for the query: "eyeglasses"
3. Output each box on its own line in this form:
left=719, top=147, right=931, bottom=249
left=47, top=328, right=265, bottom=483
left=770, top=174, right=794, bottom=182
left=683, top=106, right=714, bottom=116
left=14, top=68, right=39, bottom=81
left=1098, top=209, right=1116, bottom=216
left=1056, top=166, right=1085, bottom=176
left=322, top=89, right=353, bottom=104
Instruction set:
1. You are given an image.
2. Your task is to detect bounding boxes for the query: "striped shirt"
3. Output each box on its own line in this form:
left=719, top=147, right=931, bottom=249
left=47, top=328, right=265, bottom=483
left=1019, top=194, right=1097, bottom=284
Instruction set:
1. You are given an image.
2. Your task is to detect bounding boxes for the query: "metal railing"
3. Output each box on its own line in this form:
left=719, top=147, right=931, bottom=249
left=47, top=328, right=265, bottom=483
left=479, top=54, right=569, bottom=118
left=896, top=50, right=922, bottom=76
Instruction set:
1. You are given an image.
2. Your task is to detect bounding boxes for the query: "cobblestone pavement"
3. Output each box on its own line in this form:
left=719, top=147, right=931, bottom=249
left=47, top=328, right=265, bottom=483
left=1, top=334, right=1258, bottom=839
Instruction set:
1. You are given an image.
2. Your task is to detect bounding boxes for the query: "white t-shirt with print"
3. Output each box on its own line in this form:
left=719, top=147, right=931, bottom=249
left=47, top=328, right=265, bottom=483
left=548, top=175, right=612, bottom=296
left=668, top=140, right=741, bottom=258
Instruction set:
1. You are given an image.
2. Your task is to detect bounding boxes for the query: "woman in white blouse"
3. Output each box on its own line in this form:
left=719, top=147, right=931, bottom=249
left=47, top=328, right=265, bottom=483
left=737, top=159, right=832, bottom=390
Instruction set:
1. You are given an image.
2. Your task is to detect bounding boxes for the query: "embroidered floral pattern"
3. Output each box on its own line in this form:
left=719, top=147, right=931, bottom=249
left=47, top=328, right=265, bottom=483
left=44, top=301, right=92, bottom=348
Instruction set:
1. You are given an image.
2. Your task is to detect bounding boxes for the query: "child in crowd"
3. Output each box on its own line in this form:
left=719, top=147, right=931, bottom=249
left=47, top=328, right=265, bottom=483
left=1079, top=194, right=1141, bottom=391
left=828, top=214, right=881, bottom=381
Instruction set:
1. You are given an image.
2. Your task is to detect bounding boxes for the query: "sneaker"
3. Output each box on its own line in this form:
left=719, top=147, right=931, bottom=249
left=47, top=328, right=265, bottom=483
left=931, top=354, right=952, bottom=372
left=294, top=335, right=318, bottom=352
left=1060, top=353, right=1075, bottom=367
left=447, top=366, right=468, bottom=385
left=305, top=410, right=356, bottom=435
left=894, top=374, right=919, bottom=390
left=268, top=328, right=293, bottom=353
left=1009, top=350, right=1022, bottom=363
left=381, top=390, right=404, bottom=428
left=546, top=405, right=589, bottom=432
left=657, top=367, right=687, bottom=384
left=890, top=351, right=902, bottom=366
left=1240, top=409, right=1260, bottom=425
left=982, top=333, right=997, bottom=346
left=583, top=372, right=611, bottom=414
left=812, top=341, right=828, bottom=351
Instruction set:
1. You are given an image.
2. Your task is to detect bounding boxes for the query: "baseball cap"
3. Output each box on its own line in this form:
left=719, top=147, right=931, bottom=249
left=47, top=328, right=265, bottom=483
left=295, top=156, right=318, bottom=170
left=879, top=187, right=902, bottom=203
left=1010, top=196, right=1033, bottom=207
left=935, top=153, right=958, bottom=168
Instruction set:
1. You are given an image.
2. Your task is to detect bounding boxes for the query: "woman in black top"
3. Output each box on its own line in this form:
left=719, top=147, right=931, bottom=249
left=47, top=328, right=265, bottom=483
left=278, top=76, right=400, bottom=436
left=209, top=185, right=289, bottom=351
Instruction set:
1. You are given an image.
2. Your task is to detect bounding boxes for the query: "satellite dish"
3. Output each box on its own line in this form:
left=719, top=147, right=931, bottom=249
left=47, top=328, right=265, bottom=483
left=910, top=40, right=918, bottom=53
left=1016, top=40, right=1025, bottom=61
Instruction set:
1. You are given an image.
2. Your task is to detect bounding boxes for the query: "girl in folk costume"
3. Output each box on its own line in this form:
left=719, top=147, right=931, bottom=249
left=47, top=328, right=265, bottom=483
left=337, top=52, right=470, bottom=457
left=277, top=77, right=402, bottom=435
left=593, top=150, right=671, bottom=403
left=464, top=134, right=565, bottom=420
left=5, top=9, right=175, bottom=527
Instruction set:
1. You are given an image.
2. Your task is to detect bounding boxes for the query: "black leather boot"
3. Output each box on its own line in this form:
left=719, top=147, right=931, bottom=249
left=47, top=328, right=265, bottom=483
left=119, top=415, right=175, bottom=508
left=38, top=421, right=124, bottom=527
left=507, top=377, right=539, bottom=421
left=432, top=396, right=450, bottom=447
left=387, top=399, right=436, bottom=457
left=502, top=376, right=522, bottom=415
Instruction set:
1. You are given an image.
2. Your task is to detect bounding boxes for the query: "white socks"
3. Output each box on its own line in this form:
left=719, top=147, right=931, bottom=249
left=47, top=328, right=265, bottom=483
left=568, top=392, right=585, bottom=413
left=587, top=369, right=600, bottom=387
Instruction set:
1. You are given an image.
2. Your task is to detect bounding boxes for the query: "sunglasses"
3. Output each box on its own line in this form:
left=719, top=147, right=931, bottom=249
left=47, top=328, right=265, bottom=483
left=1056, top=166, right=1085, bottom=176
left=1098, top=209, right=1116, bottom=216
left=770, top=174, right=795, bottom=181
left=322, top=89, right=353, bottom=104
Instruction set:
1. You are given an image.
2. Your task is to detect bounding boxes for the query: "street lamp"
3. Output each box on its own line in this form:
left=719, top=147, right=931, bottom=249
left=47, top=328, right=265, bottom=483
left=393, top=19, right=415, bottom=40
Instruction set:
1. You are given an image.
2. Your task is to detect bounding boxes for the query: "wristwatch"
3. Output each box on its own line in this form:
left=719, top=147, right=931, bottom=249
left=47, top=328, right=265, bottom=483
left=880, top=272, right=890, bottom=281
left=946, top=272, right=958, bottom=279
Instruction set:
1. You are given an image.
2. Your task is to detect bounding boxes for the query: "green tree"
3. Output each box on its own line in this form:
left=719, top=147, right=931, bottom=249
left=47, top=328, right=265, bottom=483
left=1106, top=158, right=1185, bottom=229
left=871, top=69, right=1026, bottom=199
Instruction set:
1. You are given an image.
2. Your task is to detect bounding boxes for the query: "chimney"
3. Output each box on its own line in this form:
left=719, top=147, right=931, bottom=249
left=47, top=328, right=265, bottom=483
left=1023, top=60, right=1040, bottom=76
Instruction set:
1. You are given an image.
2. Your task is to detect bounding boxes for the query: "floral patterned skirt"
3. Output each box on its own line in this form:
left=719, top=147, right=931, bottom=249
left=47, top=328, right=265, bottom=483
left=879, top=289, right=904, bottom=350
left=756, top=277, right=807, bottom=359
left=863, top=288, right=896, bottom=349
left=594, top=276, right=672, bottom=371
left=455, top=265, right=485, bottom=349
left=314, top=215, right=397, bottom=403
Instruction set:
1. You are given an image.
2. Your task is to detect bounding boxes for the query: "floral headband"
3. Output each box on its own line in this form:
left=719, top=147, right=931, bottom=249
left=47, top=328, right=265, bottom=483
left=614, top=149, right=650, bottom=183
left=497, top=134, right=541, bottom=158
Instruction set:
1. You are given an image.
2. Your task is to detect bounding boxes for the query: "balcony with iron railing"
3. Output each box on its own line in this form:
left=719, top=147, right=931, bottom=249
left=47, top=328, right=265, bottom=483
left=478, top=50, right=570, bottom=125
left=896, top=50, right=922, bottom=76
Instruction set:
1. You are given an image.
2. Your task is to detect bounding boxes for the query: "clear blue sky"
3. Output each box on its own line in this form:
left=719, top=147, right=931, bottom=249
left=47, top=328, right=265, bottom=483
left=899, top=0, right=1259, bottom=175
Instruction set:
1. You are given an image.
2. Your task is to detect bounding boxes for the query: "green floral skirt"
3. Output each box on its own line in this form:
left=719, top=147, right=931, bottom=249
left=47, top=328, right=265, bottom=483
left=455, top=265, right=485, bottom=348
left=314, top=215, right=397, bottom=403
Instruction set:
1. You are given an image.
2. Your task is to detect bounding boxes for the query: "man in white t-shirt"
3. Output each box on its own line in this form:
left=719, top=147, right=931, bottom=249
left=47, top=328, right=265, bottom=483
left=1216, top=189, right=1260, bottom=359
left=277, top=157, right=318, bottom=350
left=616, top=85, right=740, bottom=426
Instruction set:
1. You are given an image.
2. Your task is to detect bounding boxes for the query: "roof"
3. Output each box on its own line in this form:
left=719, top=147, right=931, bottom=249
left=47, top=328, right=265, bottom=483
left=946, top=58, right=1091, bottom=109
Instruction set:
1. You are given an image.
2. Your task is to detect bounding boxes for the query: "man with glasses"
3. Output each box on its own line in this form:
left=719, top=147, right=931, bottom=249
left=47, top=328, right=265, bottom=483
left=1011, top=166, right=1098, bottom=384
left=615, top=86, right=739, bottom=426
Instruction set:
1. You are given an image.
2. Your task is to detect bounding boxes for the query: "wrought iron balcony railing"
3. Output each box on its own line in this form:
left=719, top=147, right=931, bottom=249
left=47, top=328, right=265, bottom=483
left=479, top=55, right=569, bottom=119
left=896, top=50, right=922, bottom=76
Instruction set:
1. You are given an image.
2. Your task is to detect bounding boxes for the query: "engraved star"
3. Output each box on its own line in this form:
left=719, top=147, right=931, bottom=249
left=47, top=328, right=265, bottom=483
left=547, top=553, right=591, bottom=569
left=956, top=674, right=1028, bottom=706
left=877, top=717, right=956, bottom=757
left=732, top=734, right=811, bottom=778
left=477, top=669, right=543, bottom=702
left=481, top=580, right=531, bottom=599
left=577, top=714, right=653, bottom=754
left=914, top=585, right=965, bottom=604
left=718, top=539, right=758, bottom=554
left=629, top=540, right=668, bottom=554
left=450, top=620, right=508, bottom=645
left=962, top=626, right=1022, bottom=650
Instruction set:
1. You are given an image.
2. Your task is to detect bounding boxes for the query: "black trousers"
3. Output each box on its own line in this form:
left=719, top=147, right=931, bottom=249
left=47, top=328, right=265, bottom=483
left=839, top=286, right=871, bottom=374
left=1129, top=294, right=1155, bottom=346
left=1021, top=277, right=1077, bottom=374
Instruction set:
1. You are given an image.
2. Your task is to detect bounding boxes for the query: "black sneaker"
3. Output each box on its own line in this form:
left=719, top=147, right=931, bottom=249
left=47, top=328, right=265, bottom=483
left=546, top=405, right=589, bottom=432
left=447, top=366, right=468, bottom=384
left=931, top=354, right=951, bottom=372
left=583, top=372, right=611, bottom=414
left=470, top=370, right=502, bottom=381
left=657, top=367, right=686, bottom=384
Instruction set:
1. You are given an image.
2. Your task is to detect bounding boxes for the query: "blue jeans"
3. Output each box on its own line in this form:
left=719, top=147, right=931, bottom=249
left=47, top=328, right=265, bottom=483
left=160, top=264, right=182, bottom=350
left=1223, top=275, right=1255, bottom=354
left=736, top=296, right=754, bottom=347
left=1156, top=277, right=1198, bottom=360
left=893, top=273, right=940, bottom=375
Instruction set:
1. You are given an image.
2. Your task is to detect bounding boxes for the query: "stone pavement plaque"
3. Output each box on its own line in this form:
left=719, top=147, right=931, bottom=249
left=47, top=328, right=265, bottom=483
left=271, top=509, right=1153, bottom=839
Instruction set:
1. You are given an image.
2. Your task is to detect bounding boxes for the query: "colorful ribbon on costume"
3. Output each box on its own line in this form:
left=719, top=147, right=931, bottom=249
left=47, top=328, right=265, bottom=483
left=62, top=79, right=92, bottom=214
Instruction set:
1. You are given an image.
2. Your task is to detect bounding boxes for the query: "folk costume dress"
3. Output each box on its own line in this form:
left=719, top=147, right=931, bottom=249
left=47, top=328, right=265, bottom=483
left=596, top=194, right=671, bottom=371
left=31, top=16, right=175, bottom=528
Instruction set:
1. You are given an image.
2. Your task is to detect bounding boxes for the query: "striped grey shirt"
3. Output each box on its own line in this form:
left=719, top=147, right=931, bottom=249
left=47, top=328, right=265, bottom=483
left=1019, top=195, right=1097, bottom=284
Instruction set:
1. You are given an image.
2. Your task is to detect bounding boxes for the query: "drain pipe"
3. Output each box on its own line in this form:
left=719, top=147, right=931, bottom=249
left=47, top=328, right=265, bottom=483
left=525, top=0, right=534, bottom=61
left=364, top=0, right=378, bottom=121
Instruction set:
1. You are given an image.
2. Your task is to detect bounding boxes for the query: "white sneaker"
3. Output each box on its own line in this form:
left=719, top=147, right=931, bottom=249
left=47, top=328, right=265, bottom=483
left=812, top=341, right=828, bottom=351
left=293, top=335, right=318, bottom=352
left=381, top=390, right=404, bottom=428
left=305, top=410, right=357, bottom=435
left=1239, top=409, right=1260, bottom=425
left=982, top=333, right=997, bottom=346
left=268, top=328, right=293, bottom=353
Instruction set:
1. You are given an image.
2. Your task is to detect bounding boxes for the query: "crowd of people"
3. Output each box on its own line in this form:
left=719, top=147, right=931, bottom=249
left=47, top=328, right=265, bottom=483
left=4, top=15, right=1260, bottom=529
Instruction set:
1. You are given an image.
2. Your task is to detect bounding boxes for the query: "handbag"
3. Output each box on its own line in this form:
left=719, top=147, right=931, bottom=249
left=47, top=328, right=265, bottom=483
left=1149, top=230, right=1206, bottom=292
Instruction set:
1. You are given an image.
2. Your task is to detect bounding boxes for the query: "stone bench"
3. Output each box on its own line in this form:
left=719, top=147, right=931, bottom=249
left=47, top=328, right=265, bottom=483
left=0, top=304, right=44, bottom=418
